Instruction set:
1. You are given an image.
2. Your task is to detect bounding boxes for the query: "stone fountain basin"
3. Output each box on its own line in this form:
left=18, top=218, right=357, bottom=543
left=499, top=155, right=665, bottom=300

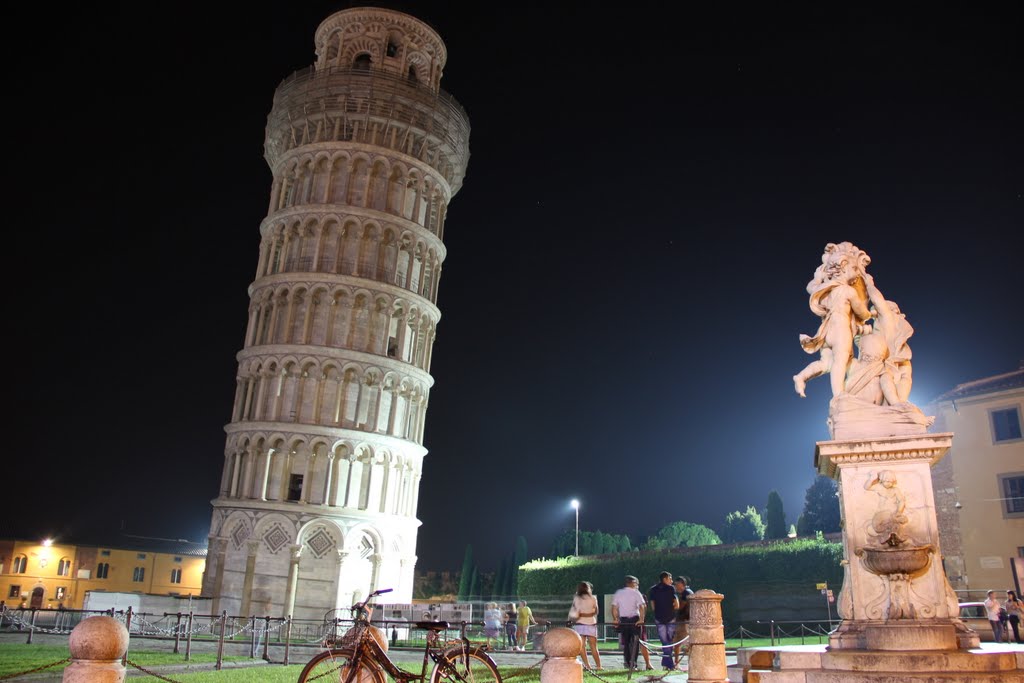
left=856, top=545, right=932, bottom=576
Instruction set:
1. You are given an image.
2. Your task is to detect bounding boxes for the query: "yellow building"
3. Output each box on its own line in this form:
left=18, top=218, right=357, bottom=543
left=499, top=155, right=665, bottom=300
left=0, top=538, right=206, bottom=610
left=930, top=365, right=1024, bottom=595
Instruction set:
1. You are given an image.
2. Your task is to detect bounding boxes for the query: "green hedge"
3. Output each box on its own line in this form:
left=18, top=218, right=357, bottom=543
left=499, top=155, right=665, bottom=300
left=518, top=538, right=843, bottom=625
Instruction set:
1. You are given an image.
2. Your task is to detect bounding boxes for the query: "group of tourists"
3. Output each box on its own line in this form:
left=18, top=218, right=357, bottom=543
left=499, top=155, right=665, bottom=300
left=569, top=572, right=693, bottom=672
left=985, top=589, right=1024, bottom=643
left=483, top=600, right=538, bottom=651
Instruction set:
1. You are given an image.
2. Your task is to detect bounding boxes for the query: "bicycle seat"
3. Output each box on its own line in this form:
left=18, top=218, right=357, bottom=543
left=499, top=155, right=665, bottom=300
left=416, top=621, right=450, bottom=631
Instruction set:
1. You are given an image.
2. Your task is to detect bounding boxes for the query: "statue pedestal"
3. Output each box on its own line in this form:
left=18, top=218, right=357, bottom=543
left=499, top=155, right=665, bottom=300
left=726, top=434, right=1024, bottom=682
left=814, top=432, right=978, bottom=651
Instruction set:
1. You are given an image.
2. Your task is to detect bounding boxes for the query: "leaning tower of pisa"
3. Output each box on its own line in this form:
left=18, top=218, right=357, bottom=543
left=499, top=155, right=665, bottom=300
left=202, top=7, right=470, bottom=620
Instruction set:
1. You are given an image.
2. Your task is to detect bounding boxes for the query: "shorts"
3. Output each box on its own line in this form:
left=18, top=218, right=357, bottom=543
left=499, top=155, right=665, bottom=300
left=574, top=623, right=597, bottom=638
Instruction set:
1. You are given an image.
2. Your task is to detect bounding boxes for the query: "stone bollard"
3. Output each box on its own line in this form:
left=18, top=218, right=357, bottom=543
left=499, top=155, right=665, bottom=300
left=540, top=626, right=583, bottom=683
left=688, top=589, right=728, bottom=683
left=63, top=615, right=129, bottom=683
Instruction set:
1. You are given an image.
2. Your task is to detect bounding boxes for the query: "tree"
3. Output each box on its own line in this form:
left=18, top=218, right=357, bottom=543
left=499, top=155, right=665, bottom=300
left=511, top=536, right=528, bottom=597
left=457, top=544, right=475, bottom=601
left=720, top=506, right=766, bottom=543
left=493, top=556, right=509, bottom=600
left=642, top=521, right=721, bottom=550
left=550, top=529, right=633, bottom=557
left=765, top=490, right=787, bottom=539
left=798, top=476, right=841, bottom=535
left=467, top=566, right=479, bottom=601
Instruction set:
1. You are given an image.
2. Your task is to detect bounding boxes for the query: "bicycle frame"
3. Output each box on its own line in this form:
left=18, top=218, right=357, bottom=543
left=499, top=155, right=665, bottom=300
left=331, top=597, right=477, bottom=682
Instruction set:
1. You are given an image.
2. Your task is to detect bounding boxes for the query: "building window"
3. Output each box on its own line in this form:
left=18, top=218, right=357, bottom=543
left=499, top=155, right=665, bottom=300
left=992, top=406, right=1023, bottom=442
left=174, top=556, right=182, bottom=563
left=13, top=555, right=27, bottom=573
left=287, top=474, right=303, bottom=501
left=8, top=585, right=19, bottom=598
left=96, top=563, right=109, bottom=579
left=136, top=553, right=146, bottom=560
left=1000, top=473, right=1024, bottom=517
left=132, top=567, right=145, bottom=582
left=353, top=53, right=371, bottom=70
left=57, top=558, right=71, bottom=576
left=100, top=550, right=111, bottom=557
left=170, top=569, right=182, bottom=584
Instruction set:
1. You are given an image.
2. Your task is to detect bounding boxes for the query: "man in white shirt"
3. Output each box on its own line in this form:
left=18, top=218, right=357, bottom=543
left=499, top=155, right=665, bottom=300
left=985, top=590, right=1005, bottom=643
left=611, top=575, right=646, bottom=670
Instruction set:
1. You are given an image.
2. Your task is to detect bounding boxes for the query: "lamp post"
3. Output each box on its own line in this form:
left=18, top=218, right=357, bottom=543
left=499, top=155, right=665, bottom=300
left=571, top=499, right=580, bottom=556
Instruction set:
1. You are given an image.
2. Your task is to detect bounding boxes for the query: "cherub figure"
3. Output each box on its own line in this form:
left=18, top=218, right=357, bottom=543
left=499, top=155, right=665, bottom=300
left=864, top=470, right=908, bottom=546
left=793, top=243, right=873, bottom=398
left=844, top=272, right=915, bottom=405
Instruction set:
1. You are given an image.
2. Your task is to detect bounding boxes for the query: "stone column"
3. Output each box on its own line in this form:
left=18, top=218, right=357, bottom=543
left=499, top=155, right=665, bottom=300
left=540, top=627, right=582, bottom=683
left=687, top=590, right=727, bottom=683
left=63, top=616, right=128, bottom=683
left=239, top=540, right=260, bottom=616
left=282, top=545, right=302, bottom=618
left=208, top=537, right=228, bottom=615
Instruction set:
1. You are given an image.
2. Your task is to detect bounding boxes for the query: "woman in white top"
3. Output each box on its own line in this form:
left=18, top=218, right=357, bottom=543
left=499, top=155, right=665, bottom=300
left=571, top=581, right=602, bottom=670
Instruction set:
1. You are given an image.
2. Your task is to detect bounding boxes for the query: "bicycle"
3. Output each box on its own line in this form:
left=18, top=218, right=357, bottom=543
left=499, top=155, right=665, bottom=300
left=297, top=588, right=503, bottom=683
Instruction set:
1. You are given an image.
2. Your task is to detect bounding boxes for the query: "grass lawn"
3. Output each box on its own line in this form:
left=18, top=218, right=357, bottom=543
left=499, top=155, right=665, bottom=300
left=0, top=642, right=657, bottom=682
left=0, top=643, right=250, bottom=677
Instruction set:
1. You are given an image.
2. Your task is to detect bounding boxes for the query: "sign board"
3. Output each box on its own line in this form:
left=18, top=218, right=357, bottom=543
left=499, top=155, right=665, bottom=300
left=816, top=583, right=827, bottom=590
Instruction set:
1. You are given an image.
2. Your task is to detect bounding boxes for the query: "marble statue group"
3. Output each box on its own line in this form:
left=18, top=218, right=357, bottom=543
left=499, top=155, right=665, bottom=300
left=794, top=242, right=933, bottom=439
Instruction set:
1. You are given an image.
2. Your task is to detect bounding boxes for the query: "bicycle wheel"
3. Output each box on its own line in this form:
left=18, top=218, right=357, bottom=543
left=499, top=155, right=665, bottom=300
left=297, top=648, right=386, bottom=683
left=430, top=646, right=502, bottom=683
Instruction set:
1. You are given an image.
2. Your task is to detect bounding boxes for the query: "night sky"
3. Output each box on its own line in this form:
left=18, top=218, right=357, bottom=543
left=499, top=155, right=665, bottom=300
left=11, top=3, right=1022, bottom=573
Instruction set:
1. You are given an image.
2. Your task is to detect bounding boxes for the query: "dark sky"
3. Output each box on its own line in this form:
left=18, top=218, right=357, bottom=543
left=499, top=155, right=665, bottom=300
left=11, top=2, right=1022, bottom=573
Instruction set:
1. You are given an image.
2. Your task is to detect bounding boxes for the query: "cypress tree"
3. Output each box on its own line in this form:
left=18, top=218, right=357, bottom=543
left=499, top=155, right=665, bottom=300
left=765, top=490, right=787, bottom=539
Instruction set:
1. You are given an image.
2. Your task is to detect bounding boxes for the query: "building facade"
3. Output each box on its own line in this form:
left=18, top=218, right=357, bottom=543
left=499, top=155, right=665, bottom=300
left=0, top=538, right=205, bottom=610
left=202, top=8, right=470, bottom=620
left=930, top=365, right=1024, bottom=593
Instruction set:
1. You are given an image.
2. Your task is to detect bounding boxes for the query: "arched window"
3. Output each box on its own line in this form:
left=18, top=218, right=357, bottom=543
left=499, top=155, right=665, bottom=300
left=407, top=66, right=418, bottom=83
left=57, top=558, right=72, bottom=576
left=13, top=555, right=28, bottom=573
left=353, top=53, right=372, bottom=70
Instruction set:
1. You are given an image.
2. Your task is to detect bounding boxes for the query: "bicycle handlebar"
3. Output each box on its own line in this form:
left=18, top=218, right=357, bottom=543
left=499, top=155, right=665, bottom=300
left=350, top=587, right=394, bottom=614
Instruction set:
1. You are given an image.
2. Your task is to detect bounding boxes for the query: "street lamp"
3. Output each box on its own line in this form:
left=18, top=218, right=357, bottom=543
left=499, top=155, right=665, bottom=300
left=571, top=499, right=580, bottom=556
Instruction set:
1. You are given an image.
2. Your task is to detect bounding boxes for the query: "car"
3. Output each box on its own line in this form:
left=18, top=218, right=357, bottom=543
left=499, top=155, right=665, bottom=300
left=958, top=601, right=995, bottom=642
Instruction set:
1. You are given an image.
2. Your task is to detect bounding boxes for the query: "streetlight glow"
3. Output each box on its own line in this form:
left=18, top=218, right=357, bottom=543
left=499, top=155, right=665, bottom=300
left=570, top=499, right=580, bottom=556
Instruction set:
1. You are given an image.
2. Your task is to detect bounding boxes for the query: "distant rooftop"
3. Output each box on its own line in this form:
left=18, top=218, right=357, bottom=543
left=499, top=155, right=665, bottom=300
left=932, top=364, right=1024, bottom=403
left=0, top=534, right=208, bottom=557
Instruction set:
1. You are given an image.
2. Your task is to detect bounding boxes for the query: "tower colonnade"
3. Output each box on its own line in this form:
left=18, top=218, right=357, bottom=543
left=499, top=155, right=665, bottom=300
left=203, top=7, right=469, bottom=620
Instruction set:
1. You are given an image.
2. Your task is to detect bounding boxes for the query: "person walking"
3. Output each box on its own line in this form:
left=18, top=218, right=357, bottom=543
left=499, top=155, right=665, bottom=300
left=673, top=575, right=695, bottom=668
left=611, top=575, right=646, bottom=671
left=984, top=590, right=1004, bottom=643
left=516, top=600, right=537, bottom=651
left=570, top=581, right=602, bottom=670
left=502, top=602, right=517, bottom=650
left=1006, top=590, right=1023, bottom=643
left=483, top=602, right=502, bottom=649
left=647, top=571, right=679, bottom=671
